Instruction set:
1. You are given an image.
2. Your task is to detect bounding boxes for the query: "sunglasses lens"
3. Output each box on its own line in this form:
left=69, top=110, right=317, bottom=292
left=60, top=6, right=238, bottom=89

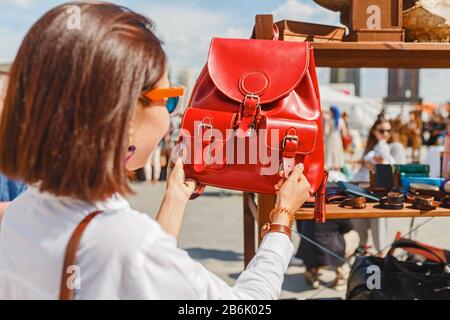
left=166, top=97, right=179, bottom=114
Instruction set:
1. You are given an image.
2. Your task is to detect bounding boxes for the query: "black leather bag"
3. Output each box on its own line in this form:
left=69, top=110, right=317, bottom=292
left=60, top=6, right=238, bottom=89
left=346, top=239, right=450, bottom=300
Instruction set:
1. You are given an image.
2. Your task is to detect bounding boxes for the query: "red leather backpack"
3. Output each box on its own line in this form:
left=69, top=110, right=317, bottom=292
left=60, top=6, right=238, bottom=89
left=178, top=37, right=328, bottom=222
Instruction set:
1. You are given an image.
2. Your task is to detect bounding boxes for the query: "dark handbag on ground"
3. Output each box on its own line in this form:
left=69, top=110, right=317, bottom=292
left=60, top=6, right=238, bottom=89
left=346, top=239, right=450, bottom=300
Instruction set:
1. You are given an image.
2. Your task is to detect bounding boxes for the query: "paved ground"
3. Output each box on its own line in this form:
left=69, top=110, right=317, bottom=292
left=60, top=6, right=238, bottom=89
left=127, top=181, right=450, bottom=300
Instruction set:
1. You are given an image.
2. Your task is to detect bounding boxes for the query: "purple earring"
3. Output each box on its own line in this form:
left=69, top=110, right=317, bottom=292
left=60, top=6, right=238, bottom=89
left=128, top=145, right=136, bottom=154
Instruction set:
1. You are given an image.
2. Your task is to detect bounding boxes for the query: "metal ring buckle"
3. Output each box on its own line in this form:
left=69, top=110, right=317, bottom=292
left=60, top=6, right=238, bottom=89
left=197, top=122, right=213, bottom=137
left=243, top=94, right=261, bottom=107
left=282, top=135, right=299, bottom=148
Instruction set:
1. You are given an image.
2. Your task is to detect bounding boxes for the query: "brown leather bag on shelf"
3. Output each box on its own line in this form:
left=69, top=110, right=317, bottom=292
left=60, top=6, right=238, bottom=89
left=59, top=211, right=101, bottom=300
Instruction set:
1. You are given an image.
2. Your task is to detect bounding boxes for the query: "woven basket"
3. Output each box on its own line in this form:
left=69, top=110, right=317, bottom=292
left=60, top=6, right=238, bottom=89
left=403, top=3, right=450, bottom=42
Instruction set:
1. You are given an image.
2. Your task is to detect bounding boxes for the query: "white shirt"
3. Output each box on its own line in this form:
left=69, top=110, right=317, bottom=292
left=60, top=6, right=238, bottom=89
left=354, top=140, right=395, bottom=182
left=0, top=186, right=293, bottom=300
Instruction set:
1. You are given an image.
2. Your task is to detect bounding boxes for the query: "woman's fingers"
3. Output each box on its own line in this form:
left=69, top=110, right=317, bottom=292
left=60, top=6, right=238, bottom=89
left=184, top=179, right=197, bottom=194
left=288, top=163, right=304, bottom=182
left=274, top=179, right=284, bottom=191
left=298, top=173, right=311, bottom=193
left=171, top=157, right=184, bottom=180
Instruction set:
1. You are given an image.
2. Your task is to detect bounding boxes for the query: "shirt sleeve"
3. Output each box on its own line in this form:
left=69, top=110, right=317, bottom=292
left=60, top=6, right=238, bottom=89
left=123, top=229, right=294, bottom=300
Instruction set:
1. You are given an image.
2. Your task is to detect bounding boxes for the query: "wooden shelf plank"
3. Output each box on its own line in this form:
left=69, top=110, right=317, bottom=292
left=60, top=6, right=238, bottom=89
left=296, top=203, right=450, bottom=220
left=306, top=42, right=450, bottom=68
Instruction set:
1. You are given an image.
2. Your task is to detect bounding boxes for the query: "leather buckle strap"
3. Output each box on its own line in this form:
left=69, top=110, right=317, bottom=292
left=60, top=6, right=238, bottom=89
left=193, top=121, right=214, bottom=173
left=280, top=133, right=299, bottom=178
left=314, top=170, right=328, bottom=223
left=242, top=94, right=260, bottom=117
left=340, top=197, right=367, bottom=209
left=236, top=94, right=261, bottom=138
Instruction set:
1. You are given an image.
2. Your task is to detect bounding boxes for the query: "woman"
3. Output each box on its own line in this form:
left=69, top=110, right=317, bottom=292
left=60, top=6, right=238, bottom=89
left=353, top=117, right=395, bottom=253
left=324, top=106, right=346, bottom=170
left=0, top=2, right=310, bottom=299
left=354, top=116, right=396, bottom=181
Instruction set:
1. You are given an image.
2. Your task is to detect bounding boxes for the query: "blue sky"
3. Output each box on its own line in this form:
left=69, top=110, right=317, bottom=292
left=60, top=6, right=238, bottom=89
left=0, top=0, right=449, bottom=103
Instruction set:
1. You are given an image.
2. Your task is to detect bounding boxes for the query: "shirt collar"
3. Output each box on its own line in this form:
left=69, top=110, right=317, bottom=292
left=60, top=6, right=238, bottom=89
left=25, top=185, right=131, bottom=214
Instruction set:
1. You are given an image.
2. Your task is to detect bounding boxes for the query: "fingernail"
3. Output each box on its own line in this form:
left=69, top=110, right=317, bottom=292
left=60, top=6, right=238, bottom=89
left=296, top=163, right=304, bottom=171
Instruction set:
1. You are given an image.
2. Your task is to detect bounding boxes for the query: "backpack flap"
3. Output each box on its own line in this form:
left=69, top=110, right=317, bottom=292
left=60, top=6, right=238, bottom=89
left=208, top=38, right=310, bottom=104
left=262, top=117, right=318, bottom=179
left=208, top=38, right=310, bottom=137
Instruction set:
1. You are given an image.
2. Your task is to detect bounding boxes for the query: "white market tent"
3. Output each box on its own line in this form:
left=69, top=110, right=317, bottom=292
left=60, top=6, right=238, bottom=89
left=319, top=85, right=382, bottom=133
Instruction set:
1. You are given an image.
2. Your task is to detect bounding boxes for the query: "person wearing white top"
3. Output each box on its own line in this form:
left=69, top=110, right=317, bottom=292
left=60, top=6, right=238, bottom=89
left=0, top=2, right=311, bottom=300
left=353, top=117, right=395, bottom=253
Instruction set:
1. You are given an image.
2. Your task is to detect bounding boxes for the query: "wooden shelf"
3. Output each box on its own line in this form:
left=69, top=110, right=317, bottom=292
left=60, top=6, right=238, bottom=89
left=296, top=203, right=450, bottom=220
left=309, top=42, right=450, bottom=68
left=242, top=14, right=450, bottom=267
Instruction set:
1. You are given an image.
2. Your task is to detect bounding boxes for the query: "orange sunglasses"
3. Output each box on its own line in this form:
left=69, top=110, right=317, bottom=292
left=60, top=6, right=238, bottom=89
left=142, top=87, right=185, bottom=114
left=143, top=87, right=185, bottom=101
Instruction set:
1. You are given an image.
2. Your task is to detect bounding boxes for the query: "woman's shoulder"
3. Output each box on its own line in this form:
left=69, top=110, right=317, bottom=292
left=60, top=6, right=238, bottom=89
left=82, top=208, right=170, bottom=257
left=5, top=187, right=171, bottom=259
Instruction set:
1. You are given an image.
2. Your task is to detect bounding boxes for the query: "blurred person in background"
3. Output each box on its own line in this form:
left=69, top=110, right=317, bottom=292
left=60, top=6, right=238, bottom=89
left=389, top=130, right=407, bottom=164
left=341, top=112, right=353, bottom=155
left=324, top=106, right=346, bottom=171
left=353, top=116, right=395, bottom=253
left=295, top=220, right=359, bottom=290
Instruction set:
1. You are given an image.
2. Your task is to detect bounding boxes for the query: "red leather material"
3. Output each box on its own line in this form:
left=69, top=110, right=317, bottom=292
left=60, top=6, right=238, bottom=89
left=236, top=95, right=260, bottom=138
left=263, top=118, right=317, bottom=155
left=180, top=37, right=326, bottom=220
left=179, top=108, right=236, bottom=172
left=314, top=170, right=328, bottom=223
left=208, top=38, right=308, bottom=104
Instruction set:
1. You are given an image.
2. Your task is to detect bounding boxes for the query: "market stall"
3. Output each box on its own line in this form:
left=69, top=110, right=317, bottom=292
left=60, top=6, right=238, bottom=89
left=243, top=12, right=450, bottom=266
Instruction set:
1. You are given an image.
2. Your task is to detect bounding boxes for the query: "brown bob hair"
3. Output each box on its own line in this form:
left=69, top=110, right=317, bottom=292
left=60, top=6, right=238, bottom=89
left=363, top=115, right=391, bottom=156
left=0, top=2, right=166, bottom=202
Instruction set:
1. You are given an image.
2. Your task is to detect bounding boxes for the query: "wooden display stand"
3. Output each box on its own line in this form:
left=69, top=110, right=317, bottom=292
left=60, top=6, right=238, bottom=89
left=346, top=0, right=404, bottom=41
left=243, top=14, right=450, bottom=267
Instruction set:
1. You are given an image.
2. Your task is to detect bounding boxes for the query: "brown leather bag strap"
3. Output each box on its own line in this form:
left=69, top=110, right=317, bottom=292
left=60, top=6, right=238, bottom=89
left=59, top=210, right=101, bottom=300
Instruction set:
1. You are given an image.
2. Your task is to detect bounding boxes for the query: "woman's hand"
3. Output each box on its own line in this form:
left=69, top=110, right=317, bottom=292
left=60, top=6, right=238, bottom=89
left=156, top=157, right=196, bottom=239
left=166, top=157, right=196, bottom=204
left=373, top=155, right=384, bottom=164
left=275, top=163, right=311, bottom=210
left=273, top=164, right=310, bottom=226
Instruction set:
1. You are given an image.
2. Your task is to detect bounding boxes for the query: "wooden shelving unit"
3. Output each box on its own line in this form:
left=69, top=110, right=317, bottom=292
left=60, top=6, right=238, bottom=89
left=312, top=42, right=450, bottom=68
left=295, top=202, right=450, bottom=220
left=242, top=14, right=450, bottom=266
